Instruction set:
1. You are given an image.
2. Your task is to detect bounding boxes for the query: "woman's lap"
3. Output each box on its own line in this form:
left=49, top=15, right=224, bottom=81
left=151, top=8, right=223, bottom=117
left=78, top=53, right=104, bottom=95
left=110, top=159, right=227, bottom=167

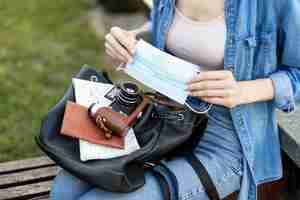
left=194, top=105, right=244, bottom=198
left=79, top=172, right=164, bottom=200
left=51, top=167, right=211, bottom=200
left=51, top=105, right=243, bottom=200
left=50, top=170, right=93, bottom=200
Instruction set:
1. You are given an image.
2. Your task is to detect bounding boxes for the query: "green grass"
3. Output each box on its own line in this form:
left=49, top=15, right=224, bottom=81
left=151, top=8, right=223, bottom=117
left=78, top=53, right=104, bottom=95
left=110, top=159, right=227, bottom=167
left=0, top=0, right=108, bottom=162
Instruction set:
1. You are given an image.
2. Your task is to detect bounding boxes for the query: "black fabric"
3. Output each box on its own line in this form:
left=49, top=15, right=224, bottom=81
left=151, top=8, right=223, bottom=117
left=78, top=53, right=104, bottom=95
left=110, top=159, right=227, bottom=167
left=185, top=153, right=220, bottom=200
left=36, top=66, right=207, bottom=193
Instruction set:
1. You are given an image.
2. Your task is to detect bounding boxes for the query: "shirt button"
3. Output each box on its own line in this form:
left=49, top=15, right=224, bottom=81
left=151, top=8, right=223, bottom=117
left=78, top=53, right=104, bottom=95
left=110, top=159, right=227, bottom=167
left=228, top=65, right=234, bottom=72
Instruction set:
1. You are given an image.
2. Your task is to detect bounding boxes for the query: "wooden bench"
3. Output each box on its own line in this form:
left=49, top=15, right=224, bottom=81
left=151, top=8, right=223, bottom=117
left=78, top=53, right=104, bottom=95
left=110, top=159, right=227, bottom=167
left=0, top=155, right=291, bottom=200
left=0, top=157, right=58, bottom=200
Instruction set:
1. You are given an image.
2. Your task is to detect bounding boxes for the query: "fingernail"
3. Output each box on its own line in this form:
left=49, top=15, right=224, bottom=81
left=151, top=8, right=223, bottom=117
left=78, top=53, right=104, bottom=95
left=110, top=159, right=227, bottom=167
left=127, top=58, right=133, bottom=64
left=188, top=78, right=195, bottom=83
left=131, top=48, right=135, bottom=55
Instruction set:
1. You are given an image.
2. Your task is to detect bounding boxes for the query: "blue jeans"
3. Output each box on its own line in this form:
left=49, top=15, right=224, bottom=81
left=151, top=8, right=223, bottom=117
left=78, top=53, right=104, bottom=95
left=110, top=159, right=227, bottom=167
left=51, top=105, right=243, bottom=200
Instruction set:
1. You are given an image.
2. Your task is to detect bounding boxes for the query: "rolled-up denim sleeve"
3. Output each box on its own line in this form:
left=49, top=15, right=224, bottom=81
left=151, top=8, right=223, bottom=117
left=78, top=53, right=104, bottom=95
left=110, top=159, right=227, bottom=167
left=270, top=71, right=296, bottom=113
left=270, top=0, right=300, bottom=113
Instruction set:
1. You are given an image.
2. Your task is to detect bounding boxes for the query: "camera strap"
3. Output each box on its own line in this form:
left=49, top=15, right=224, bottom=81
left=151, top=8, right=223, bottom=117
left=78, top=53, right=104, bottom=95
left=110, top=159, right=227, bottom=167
left=145, top=92, right=184, bottom=110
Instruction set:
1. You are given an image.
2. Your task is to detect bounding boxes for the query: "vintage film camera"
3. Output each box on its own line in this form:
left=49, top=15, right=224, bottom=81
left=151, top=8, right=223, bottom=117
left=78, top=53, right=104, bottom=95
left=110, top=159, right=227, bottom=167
left=88, top=82, right=148, bottom=139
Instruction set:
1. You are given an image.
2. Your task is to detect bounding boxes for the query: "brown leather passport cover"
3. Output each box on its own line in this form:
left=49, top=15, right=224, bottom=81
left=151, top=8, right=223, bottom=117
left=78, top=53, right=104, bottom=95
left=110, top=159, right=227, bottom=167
left=60, top=101, right=124, bottom=149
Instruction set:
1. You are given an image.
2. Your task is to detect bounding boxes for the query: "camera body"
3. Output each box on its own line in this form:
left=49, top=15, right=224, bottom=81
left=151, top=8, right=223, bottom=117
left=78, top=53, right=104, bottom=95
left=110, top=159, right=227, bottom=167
left=110, top=82, right=142, bottom=116
left=88, top=82, right=142, bottom=139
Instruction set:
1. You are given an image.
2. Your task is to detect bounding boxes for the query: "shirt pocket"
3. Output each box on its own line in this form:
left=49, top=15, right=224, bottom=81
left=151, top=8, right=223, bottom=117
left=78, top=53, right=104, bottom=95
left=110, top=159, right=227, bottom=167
left=251, top=31, right=277, bottom=78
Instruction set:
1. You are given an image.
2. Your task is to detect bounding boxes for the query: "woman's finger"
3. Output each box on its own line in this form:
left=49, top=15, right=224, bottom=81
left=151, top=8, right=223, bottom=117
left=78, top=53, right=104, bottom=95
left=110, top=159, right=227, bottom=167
left=187, top=80, right=233, bottom=91
left=189, top=89, right=234, bottom=97
left=201, top=97, right=225, bottom=106
left=188, top=70, right=233, bottom=83
left=202, top=97, right=236, bottom=108
left=105, top=33, right=131, bottom=60
left=105, top=47, right=123, bottom=62
left=105, top=33, right=132, bottom=62
left=105, top=42, right=127, bottom=62
left=110, top=27, right=136, bottom=54
left=105, top=48, right=114, bottom=58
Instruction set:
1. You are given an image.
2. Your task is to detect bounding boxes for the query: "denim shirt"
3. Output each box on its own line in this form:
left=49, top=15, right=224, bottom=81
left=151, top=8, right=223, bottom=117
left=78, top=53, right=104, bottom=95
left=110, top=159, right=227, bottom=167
left=148, top=0, right=300, bottom=199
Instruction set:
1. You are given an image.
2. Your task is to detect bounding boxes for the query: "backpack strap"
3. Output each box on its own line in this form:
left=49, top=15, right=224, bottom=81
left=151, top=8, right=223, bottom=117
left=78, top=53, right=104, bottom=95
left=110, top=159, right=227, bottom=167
left=151, top=169, right=171, bottom=200
left=150, top=162, right=179, bottom=200
left=185, top=153, right=220, bottom=200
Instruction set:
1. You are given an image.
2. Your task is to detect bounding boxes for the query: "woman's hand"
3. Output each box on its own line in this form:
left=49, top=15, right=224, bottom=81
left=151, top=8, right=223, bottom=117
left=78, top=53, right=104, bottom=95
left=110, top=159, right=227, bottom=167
left=187, top=70, right=245, bottom=108
left=104, top=26, right=137, bottom=68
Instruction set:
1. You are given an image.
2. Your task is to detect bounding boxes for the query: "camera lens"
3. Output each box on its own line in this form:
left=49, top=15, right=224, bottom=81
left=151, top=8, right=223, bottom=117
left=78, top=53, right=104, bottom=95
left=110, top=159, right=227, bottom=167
left=116, top=82, right=139, bottom=107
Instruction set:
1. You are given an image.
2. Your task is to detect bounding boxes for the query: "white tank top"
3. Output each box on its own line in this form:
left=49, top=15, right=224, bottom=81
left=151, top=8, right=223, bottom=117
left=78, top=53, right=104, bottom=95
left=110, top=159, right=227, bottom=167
left=166, top=6, right=226, bottom=70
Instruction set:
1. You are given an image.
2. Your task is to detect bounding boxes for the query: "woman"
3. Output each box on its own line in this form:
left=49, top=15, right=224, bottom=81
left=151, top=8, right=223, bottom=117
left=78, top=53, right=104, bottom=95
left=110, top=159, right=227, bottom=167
left=51, top=0, right=300, bottom=200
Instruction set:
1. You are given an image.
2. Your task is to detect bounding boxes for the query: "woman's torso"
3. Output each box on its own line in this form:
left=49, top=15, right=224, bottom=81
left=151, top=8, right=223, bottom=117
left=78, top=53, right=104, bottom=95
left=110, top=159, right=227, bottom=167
left=166, top=0, right=226, bottom=70
left=165, top=0, right=242, bottom=165
left=150, top=0, right=283, bottom=191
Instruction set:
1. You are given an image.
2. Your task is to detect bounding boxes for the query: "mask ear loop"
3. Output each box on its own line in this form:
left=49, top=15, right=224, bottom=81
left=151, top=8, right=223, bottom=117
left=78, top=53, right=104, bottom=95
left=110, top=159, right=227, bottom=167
left=184, top=101, right=213, bottom=114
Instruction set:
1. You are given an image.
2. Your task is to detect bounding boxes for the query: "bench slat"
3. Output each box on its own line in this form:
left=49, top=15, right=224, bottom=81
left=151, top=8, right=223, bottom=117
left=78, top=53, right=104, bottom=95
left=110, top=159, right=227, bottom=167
left=0, top=166, right=58, bottom=189
left=0, top=157, right=55, bottom=175
left=0, top=181, right=52, bottom=200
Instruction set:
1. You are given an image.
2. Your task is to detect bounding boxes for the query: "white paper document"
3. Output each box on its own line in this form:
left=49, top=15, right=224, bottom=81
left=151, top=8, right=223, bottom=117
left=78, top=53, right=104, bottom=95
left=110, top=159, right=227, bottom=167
left=79, top=129, right=140, bottom=161
left=72, top=78, right=113, bottom=108
left=124, top=40, right=200, bottom=104
left=72, top=78, right=140, bottom=161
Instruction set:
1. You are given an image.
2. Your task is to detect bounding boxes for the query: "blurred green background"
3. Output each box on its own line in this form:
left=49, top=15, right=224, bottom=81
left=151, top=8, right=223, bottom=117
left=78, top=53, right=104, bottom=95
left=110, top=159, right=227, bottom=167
left=0, top=0, right=108, bottom=162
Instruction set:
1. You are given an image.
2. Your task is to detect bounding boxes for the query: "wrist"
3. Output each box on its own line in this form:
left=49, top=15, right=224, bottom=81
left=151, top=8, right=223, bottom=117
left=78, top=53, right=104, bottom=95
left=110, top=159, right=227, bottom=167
left=237, top=79, right=275, bottom=105
left=237, top=82, right=250, bottom=105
